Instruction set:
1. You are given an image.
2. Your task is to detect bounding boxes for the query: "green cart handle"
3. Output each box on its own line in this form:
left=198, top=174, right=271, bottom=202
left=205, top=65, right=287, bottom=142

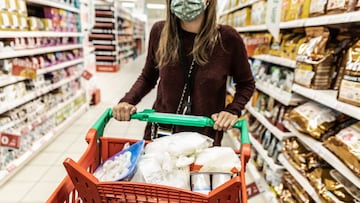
left=92, top=108, right=250, bottom=145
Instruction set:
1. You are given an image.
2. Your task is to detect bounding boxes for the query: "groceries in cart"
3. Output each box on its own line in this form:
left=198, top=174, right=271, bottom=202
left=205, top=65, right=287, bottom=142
left=92, top=132, right=241, bottom=194
left=93, top=140, right=145, bottom=181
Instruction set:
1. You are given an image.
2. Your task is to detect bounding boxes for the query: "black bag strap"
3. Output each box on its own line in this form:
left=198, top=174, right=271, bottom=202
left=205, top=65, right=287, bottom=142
left=176, top=32, right=197, bottom=115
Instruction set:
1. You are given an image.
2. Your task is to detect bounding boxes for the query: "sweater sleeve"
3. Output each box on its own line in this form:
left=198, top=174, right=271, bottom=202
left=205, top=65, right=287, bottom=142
left=119, top=22, right=163, bottom=105
left=224, top=26, right=255, bottom=116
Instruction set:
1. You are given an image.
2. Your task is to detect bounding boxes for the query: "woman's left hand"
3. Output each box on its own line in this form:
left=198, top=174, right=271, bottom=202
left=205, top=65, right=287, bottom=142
left=211, top=111, right=239, bottom=131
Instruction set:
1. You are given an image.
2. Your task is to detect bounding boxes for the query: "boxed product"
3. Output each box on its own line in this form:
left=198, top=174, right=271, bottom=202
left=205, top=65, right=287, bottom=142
left=323, top=121, right=360, bottom=178
left=280, top=0, right=290, bottom=22
left=251, top=0, right=266, bottom=25
left=233, top=8, right=251, bottom=27
left=338, top=39, right=360, bottom=106
left=285, top=0, right=311, bottom=21
left=285, top=101, right=352, bottom=140
left=243, top=33, right=272, bottom=57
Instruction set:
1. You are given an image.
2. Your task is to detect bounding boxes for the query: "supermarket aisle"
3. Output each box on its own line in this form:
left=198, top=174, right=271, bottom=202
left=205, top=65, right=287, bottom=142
left=0, top=54, right=267, bottom=203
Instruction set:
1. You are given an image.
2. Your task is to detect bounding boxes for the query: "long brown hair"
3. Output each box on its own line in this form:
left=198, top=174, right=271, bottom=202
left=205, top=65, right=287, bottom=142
left=156, top=0, right=219, bottom=67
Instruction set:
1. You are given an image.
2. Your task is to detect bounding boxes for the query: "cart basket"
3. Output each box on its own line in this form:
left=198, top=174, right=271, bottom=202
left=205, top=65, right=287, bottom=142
left=47, top=108, right=251, bottom=203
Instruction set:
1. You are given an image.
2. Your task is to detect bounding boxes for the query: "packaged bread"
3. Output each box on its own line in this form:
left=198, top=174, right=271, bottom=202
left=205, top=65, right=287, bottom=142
left=326, top=0, right=358, bottom=14
left=297, top=27, right=330, bottom=62
left=285, top=101, right=351, bottom=140
left=323, top=121, right=360, bottom=178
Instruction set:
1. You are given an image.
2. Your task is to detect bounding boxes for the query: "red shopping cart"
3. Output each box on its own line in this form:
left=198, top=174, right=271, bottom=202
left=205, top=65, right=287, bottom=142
left=47, top=108, right=251, bottom=203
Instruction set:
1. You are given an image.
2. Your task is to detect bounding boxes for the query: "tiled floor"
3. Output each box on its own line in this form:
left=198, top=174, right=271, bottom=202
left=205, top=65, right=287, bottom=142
left=0, top=54, right=267, bottom=203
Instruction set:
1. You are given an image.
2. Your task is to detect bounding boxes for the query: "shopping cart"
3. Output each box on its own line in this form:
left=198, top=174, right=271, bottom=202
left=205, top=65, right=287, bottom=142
left=47, top=108, right=251, bottom=203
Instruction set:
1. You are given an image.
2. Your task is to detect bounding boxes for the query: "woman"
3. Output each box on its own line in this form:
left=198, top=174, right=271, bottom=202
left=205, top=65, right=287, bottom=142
left=113, top=0, right=255, bottom=146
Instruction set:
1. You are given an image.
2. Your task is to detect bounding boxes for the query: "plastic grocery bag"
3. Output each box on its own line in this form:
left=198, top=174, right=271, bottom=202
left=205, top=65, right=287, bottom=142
left=93, top=140, right=145, bottom=182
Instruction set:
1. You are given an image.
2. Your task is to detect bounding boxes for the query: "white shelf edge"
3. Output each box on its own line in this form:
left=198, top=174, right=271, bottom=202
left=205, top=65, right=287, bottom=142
left=37, top=58, right=84, bottom=75
left=256, top=82, right=299, bottom=106
left=0, top=76, right=26, bottom=87
left=278, top=154, right=322, bottom=203
left=251, top=54, right=297, bottom=68
left=0, top=31, right=83, bottom=38
left=249, top=135, right=284, bottom=171
left=0, top=103, right=88, bottom=186
left=220, top=0, right=261, bottom=16
left=0, top=44, right=83, bottom=60
left=284, top=121, right=360, bottom=189
left=233, top=12, right=360, bottom=32
left=236, top=25, right=267, bottom=32
left=0, top=73, right=82, bottom=114
left=292, top=84, right=360, bottom=120
left=246, top=103, right=292, bottom=140
left=247, top=163, right=279, bottom=203
left=26, top=0, right=80, bottom=13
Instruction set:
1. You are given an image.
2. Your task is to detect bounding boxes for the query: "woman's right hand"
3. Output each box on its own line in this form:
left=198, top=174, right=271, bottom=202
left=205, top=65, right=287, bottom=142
left=112, top=102, right=137, bottom=121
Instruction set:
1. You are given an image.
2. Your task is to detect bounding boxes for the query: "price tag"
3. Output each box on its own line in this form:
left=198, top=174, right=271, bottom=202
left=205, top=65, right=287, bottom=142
left=246, top=182, right=260, bottom=198
left=0, top=132, right=21, bottom=149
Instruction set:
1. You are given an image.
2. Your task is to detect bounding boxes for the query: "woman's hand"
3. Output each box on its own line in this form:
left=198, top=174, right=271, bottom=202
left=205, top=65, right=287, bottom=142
left=112, top=102, right=137, bottom=121
left=211, top=111, right=238, bottom=131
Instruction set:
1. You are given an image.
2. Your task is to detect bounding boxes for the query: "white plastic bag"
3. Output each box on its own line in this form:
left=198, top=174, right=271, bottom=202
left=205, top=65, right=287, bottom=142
left=194, top=147, right=241, bottom=173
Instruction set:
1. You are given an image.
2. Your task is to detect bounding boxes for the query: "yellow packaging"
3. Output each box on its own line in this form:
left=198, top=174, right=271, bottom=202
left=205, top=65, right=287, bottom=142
left=251, top=0, right=266, bottom=25
left=269, top=33, right=283, bottom=56
left=227, top=13, right=234, bottom=27
left=234, top=8, right=251, bottom=27
left=7, top=0, right=19, bottom=12
left=0, top=11, right=11, bottom=30
left=286, top=0, right=311, bottom=21
left=9, top=12, right=19, bottom=30
left=0, top=0, right=8, bottom=11
left=280, top=0, right=290, bottom=22
left=231, top=0, right=239, bottom=7
left=281, top=33, right=296, bottom=59
left=17, top=0, right=26, bottom=15
left=42, top=18, right=53, bottom=31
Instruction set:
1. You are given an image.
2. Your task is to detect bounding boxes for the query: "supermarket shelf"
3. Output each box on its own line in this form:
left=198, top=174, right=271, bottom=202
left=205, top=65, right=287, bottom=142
left=221, top=0, right=261, bottom=16
left=0, top=73, right=82, bottom=114
left=250, top=135, right=284, bottom=171
left=236, top=25, right=267, bottom=32
left=251, top=55, right=297, bottom=68
left=96, top=56, right=116, bottom=61
left=95, top=17, right=115, bottom=23
left=0, top=76, right=26, bottom=87
left=278, top=154, right=322, bottom=203
left=0, top=101, right=88, bottom=186
left=234, top=12, right=360, bottom=32
left=247, top=163, right=279, bottom=203
left=89, top=34, right=114, bottom=39
left=0, top=31, right=83, bottom=38
left=292, top=84, right=360, bottom=120
left=256, top=82, right=305, bottom=106
left=93, top=22, right=114, bottom=28
left=94, top=45, right=115, bottom=50
left=0, top=44, right=83, bottom=60
left=284, top=121, right=360, bottom=189
left=245, top=104, right=292, bottom=140
left=0, top=90, right=84, bottom=133
left=37, top=58, right=84, bottom=75
left=26, top=0, right=80, bottom=13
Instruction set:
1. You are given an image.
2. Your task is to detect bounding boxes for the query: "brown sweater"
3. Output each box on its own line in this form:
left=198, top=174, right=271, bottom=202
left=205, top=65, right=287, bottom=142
left=120, top=21, right=255, bottom=145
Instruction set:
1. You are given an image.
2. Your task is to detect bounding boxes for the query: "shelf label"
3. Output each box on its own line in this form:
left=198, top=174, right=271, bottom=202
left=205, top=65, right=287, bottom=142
left=246, top=182, right=261, bottom=198
left=0, top=132, right=21, bottom=149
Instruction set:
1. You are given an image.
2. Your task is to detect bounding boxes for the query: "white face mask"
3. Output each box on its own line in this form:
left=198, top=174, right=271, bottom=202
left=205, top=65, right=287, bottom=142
left=170, top=0, right=207, bottom=22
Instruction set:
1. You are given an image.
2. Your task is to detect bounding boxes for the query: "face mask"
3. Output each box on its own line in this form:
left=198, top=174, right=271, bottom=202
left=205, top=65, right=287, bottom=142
left=170, top=0, right=207, bottom=22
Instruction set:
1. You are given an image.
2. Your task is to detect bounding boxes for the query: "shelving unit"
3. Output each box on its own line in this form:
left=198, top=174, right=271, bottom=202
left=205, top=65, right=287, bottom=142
left=0, top=0, right=89, bottom=185
left=284, top=121, right=360, bottom=189
left=250, top=135, right=283, bottom=171
left=278, top=154, right=322, bottom=203
left=292, top=84, right=360, bottom=120
left=246, top=104, right=292, bottom=140
left=222, top=1, right=360, bottom=200
left=91, top=1, right=119, bottom=72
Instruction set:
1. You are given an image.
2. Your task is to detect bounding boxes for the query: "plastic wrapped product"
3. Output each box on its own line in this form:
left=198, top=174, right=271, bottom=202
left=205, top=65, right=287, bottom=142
left=285, top=101, right=350, bottom=140
left=326, top=0, right=358, bottom=14
left=282, top=172, right=314, bottom=203
left=309, top=0, right=328, bottom=16
left=323, top=121, right=360, bottom=178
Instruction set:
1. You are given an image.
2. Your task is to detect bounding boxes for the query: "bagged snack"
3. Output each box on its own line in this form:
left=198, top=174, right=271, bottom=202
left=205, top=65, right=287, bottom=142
left=307, top=167, right=357, bottom=202
left=338, top=39, right=360, bottom=106
left=323, top=121, right=360, bottom=178
left=285, top=101, right=351, bottom=140
left=282, top=172, right=314, bottom=203
left=309, top=0, right=328, bottom=16
left=297, top=27, right=330, bottom=62
left=282, top=137, right=321, bottom=173
left=326, top=0, right=358, bottom=14
left=286, top=0, right=311, bottom=21
left=251, top=0, right=266, bottom=25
